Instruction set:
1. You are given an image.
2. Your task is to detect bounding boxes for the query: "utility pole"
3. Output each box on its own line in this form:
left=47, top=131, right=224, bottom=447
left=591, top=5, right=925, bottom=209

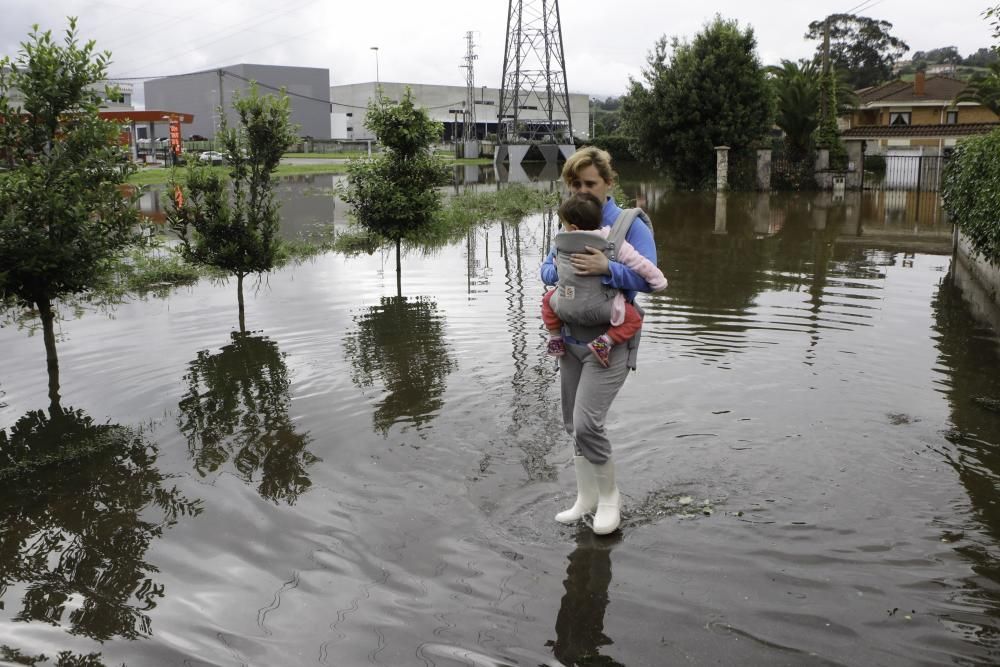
left=460, top=31, right=478, bottom=141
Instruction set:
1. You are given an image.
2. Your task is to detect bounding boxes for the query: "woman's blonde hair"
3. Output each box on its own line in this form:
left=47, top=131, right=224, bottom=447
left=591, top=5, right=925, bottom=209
left=561, top=146, right=617, bottom=187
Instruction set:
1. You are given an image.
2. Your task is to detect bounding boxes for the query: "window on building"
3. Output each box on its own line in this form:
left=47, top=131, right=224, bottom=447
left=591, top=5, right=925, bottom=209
left=946, top=110, right=958, bottom=124
left=346, top=127, right=353, bottom=132
left=889, top=111, right=911, bottom=126
left=346, top=112, right=353, bottom=117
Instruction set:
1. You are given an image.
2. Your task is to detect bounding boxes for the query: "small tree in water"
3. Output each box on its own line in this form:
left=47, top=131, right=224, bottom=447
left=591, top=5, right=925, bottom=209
left=0, top=18, right=143, bottom=408
left=342, top=88, right=451, bottom=295
left=168, top=83, right=297, bottom=331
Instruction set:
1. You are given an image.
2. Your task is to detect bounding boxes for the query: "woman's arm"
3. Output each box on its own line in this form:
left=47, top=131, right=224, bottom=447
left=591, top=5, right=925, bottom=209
left=616, top=240, right=667, bottom=291
left=540, top=248, right=559, bottom=286
left=603, top=218, right=656, bottom=293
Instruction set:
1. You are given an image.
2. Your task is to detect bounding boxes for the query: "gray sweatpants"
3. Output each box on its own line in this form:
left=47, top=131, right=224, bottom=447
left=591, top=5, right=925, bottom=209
left=559, top=340, right=631, bottom=465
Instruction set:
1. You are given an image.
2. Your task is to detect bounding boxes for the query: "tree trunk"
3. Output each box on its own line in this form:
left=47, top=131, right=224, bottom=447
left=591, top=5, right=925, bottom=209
left=237, top=272, right=246, bottom=333
left=36, top=296, right=61, bottom=411
left=395, top=237, right=402, bottom=298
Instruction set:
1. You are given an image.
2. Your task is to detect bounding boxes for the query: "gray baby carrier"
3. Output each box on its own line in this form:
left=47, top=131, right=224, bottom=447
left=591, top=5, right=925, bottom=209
left=548, top=208, right=653, bottom=370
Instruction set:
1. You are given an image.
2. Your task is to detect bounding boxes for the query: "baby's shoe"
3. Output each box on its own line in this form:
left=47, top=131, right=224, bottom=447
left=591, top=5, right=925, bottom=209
left=587, top=335, right=613, bottom=367
left=547, top=336, right=566, bottom=357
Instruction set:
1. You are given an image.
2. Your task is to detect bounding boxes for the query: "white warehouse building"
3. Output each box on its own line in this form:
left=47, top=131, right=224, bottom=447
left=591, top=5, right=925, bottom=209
left=330, top=81, right=590, bottom=143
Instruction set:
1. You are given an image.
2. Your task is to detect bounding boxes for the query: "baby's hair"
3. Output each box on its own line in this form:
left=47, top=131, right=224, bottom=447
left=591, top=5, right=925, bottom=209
left=558, top=193, right=604, bottom=231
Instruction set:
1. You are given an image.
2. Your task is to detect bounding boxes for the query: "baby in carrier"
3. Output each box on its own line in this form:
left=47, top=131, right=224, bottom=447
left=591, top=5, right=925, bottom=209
left=542, top=193, right=667, bottom=367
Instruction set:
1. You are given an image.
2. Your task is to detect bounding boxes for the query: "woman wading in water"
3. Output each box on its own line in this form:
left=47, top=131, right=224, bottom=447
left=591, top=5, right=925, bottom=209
left=540, top=147, right=658, bottom=535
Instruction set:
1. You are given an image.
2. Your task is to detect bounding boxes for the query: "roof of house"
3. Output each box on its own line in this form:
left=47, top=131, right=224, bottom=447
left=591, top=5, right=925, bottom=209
left=856, top=75, right=968, bottom=105
left=841, top=122, right=999, bottom=138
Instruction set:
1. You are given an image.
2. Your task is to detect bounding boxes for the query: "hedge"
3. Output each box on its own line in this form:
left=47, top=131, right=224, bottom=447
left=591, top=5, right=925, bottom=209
left=588, top=135, right=639, bottom=161
left=942, top=129, right=1000, bottom=266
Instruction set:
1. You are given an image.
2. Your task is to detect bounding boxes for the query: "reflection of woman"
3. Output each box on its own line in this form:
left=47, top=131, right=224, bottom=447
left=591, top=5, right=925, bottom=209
left=551, top=531, right=624, bottom=667
left=540, top=147, right=657, bottom=535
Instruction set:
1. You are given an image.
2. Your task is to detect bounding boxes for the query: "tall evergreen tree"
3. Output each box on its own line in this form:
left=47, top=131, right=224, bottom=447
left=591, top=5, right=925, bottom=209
left=621, top=16, right=773, bottom=189
left=342, top=88, right=451, bottom=295
left=167, top=83, right=298, bottom=332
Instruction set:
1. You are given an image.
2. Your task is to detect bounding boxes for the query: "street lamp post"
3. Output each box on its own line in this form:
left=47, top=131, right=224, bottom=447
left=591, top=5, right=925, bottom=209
left=370, top=46, right=380, bottom=87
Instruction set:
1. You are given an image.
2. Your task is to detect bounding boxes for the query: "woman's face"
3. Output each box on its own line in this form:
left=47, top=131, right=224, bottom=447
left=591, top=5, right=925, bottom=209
left=568, top=164, right=611, bottom=203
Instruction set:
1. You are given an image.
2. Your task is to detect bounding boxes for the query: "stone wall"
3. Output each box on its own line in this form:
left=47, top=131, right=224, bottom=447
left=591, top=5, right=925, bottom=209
left=955, top=230, right=1000, bottom=331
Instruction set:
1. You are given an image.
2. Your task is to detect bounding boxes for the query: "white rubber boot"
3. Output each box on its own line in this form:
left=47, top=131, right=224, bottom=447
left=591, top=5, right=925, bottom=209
left=592, top=460, right=622, bottom=535
left=555, top=456, right=598, bottom=524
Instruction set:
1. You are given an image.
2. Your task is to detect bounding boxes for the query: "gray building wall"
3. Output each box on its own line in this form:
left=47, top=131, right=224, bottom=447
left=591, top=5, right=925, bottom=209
left=145, top=64, right=331, bottom=139
left=330, top=82, right=589, bottom=142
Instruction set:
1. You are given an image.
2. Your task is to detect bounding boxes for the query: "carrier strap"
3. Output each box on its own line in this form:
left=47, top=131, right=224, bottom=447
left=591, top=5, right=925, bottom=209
left=606, top=208, right=653, bottom=261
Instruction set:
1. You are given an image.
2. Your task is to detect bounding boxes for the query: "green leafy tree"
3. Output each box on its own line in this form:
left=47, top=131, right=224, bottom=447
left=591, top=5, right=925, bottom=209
left=342, top=89, right=451, bottom=295
left=167, top=83, right=298, bottom=331
left=963, top=47, right=999, bottom=68
left=988, top=4, right=1000, bottom=44
left=805, top=14, right=909, bottom=89
left=955, top=61, right=1000, bottom=116
left=916, top=46, right=963, bottom=65
left=621, top=16, right=773, bottom=189
left=0, top=18, right=143, bottom=406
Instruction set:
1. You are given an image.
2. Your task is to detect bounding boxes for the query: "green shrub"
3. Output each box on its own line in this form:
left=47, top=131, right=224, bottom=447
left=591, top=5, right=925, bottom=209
left=865, top=154, right=887, bottom=176
left=589, top=135, right=639, bottom=161
left=942, top=129, right=1000, bottom=265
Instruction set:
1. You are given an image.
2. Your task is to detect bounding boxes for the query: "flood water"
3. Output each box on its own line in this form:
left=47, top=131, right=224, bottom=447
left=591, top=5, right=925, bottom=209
left=2, top=164, right=1000, bottom=666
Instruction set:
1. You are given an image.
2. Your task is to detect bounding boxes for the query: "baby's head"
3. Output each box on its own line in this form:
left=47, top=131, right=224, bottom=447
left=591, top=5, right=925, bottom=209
left=558, top=192, right=604, bottom=232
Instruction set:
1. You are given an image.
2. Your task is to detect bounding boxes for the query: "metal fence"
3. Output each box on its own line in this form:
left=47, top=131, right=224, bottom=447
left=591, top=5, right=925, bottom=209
left=862, top=153, right=950, bottom=192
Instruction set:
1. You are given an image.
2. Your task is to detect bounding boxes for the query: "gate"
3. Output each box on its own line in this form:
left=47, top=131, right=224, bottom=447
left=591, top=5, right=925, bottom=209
left=862, top=151, right=949, bottom=192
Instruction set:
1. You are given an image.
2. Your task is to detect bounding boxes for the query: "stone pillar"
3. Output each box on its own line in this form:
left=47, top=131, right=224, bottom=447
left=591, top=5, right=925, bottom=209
left=814, top=148, right=831, bottom=190
left=715, top=145, right=730, bottom=191
left=756, top=149, right=772, bottom=191
left=810, top=191, right=830, bottom=230
left=753, top=193, right=771, bottom=235
left=713, top=191, right=728, bottom=234
left=844, top=140, right=864, bottom=190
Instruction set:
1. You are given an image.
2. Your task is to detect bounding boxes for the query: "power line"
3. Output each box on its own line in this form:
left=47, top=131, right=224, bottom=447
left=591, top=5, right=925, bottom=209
left=110, top=0, right=323, bottom=78
left=843, top=0, right=882, bottom=15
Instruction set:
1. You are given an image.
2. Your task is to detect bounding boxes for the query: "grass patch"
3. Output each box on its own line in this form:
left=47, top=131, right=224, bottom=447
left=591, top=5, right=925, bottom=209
left=333, top=183, right=559, bottom=254
left=276, top=223, right=341, bottom=263
left=91, top=245, right=208, bottom=300
left=283, top=151, right=367, bottom=159
left=2, top=183, right=558, bottom=308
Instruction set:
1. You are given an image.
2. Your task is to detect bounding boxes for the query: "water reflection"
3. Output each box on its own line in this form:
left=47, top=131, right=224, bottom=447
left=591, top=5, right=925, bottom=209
left=498, top=218, right=559, bottom=480
left=494, top=160, right=561, bottom=185
left=343, top=296, right=456, bottom=435
left=644, top=190, right=948, bottom=363
left=929, top=270, right=1000, bottom=650
left=178, top=332, right=318, bottom=504
left=933, top=272, right=1000, bottom=538
left=548, top=530, right=624, bottom=667
left=0, top=404, right=201, bottom=640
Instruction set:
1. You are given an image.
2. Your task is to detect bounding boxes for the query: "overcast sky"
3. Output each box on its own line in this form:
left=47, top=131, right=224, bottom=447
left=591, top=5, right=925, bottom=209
left=2, top=0, right=996, bottom=107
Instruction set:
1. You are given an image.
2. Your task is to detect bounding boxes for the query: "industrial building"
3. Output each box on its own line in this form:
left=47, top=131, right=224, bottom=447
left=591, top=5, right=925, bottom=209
left=330, top=81, right=589, bottom=143
left=144, top=64, right=331, bottom=140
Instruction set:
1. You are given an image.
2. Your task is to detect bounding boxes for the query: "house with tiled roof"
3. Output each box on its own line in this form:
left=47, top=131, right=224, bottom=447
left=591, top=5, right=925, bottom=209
left=840, top=71, right=1000, bottom=153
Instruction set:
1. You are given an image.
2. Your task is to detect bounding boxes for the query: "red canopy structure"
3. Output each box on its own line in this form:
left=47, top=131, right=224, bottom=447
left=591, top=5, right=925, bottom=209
left=99, top=110, right=194, bottom=124
left=100, top=110, right=195, bottom=163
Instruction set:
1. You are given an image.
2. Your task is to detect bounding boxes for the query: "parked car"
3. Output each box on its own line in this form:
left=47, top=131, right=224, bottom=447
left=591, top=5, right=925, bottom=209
left=199, top=151, right=225, bottom=165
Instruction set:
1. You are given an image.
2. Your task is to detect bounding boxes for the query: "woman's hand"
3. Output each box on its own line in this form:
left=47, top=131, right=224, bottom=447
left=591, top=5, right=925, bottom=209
left=570, top=246, right=611, bottom=276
